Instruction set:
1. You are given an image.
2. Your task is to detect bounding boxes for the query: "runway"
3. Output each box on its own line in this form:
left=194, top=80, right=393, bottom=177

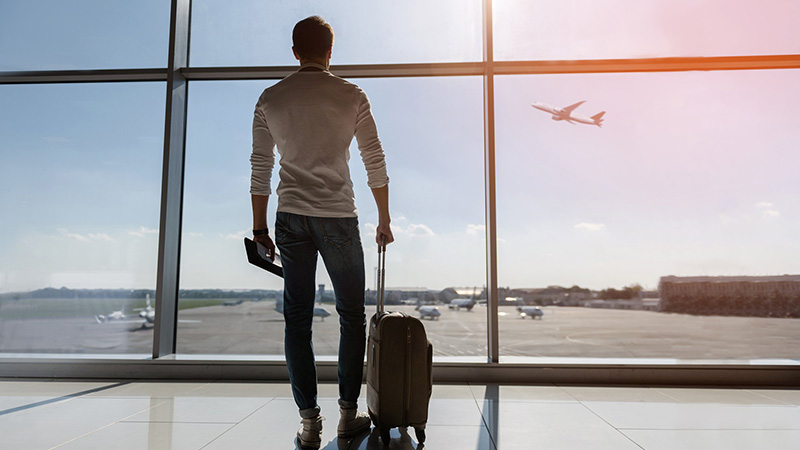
left=2, top=301, right=799, bottom=360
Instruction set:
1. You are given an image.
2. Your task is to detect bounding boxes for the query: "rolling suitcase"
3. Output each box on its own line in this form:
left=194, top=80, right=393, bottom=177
left=366, top=241, right=433, bottom=446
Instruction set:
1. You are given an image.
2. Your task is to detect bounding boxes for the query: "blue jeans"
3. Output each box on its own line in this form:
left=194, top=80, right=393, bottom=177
left=275, top=211, right=366, bottom=417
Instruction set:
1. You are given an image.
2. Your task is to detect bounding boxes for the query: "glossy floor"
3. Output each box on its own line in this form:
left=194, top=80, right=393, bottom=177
left=0, top=380, right=798, bottom=449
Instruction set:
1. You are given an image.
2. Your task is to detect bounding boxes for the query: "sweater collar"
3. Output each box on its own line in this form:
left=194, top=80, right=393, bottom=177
left=298, top=62, right=328, bottom=72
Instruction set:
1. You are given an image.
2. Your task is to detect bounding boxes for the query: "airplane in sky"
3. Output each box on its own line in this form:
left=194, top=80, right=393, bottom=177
left=531, top=101, right=605, bottom=127
left=416, top=305, right=442, bottom=320
left=275, top=300, right=332, bottom=321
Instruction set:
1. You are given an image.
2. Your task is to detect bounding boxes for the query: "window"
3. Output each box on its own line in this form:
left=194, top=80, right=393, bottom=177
left=190, top=0, right=482, bottom=66
left=494, top=0, right=800, bottom=60
left=0, top=83, right=165, bottom=355
left=495, top=69, right=800, bottom=360
left=177, top=77, right=487, bottom=358
left=0, top=0, right=170, bottom=70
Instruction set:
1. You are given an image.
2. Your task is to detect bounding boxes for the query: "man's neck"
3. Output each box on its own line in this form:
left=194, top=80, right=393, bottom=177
left=299, top=58, right=329, bottom=69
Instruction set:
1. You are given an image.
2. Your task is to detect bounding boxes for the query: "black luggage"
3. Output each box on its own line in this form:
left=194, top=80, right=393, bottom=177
left=366, top=241, right=433, bottom=446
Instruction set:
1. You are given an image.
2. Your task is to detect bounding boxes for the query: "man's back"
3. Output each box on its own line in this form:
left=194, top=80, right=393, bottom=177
left=251, top=64, right=387, bottom=218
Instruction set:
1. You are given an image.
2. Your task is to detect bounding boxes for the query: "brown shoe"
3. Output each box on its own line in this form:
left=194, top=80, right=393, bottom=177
left=296, top=415, right=324, bottom=449
left=337, top=407, right=371, bottom=438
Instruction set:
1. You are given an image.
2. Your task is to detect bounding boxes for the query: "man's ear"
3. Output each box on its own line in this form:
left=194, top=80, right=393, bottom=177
left=292, top=46, right=301, bottom=61
left=326, top=47, right=332, bottom=60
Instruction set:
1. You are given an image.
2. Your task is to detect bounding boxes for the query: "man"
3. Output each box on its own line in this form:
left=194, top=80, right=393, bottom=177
left=249, top=16, right=394, bottom=450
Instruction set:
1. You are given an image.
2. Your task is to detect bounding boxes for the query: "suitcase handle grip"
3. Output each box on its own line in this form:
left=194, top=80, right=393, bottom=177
left=377, top=236, right=386, bottom=314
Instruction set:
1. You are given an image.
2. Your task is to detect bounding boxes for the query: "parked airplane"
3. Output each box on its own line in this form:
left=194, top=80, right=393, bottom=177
left=517, top=306, right=544, bottom=320
left=94, top=294, right=201, bottom=329
left=531, top=101, right=605, bottom=127
left=95, top=305, right=127, bottom=323
left=134, top=295, right=156, bottom=325
left=417, top=306, right=442, bottom=320
left=275, top=300, right=332, bottom=321
left=448, top=298, right=476, bottom=311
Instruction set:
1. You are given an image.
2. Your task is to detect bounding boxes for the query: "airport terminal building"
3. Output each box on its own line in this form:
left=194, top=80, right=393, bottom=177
left=659, top=275, right=800, bottom=317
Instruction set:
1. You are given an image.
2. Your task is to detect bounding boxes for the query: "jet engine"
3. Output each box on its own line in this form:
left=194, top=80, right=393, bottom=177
left=551, top=116, right=562, bottom=121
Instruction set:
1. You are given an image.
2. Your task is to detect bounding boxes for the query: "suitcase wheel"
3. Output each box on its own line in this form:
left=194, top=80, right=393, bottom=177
left=380, top=426, right=391, bottom=446
left=414, top=427, right=426, bottom=444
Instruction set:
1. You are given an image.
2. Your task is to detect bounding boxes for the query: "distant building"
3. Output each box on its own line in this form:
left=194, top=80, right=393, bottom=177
left=658, top=275, right=800, bottom=317
left=581, top=299, right=660, bottom=311
left=510, top=287, right=592, bottom=307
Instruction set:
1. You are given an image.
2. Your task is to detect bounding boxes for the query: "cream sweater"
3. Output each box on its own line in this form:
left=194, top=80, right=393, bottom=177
left=250, top=63, right=389, bottom=218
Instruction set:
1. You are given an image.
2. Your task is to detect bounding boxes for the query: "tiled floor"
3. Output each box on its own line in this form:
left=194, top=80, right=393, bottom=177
left=0, top=380, right=798, bottom=449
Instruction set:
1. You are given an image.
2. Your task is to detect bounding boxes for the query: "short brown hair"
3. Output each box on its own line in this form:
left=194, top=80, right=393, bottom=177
left=292, top=16, right=334, bottom=60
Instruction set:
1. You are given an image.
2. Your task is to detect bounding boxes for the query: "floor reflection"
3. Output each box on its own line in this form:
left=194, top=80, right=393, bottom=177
left=313, top=427, right=420, bottom=450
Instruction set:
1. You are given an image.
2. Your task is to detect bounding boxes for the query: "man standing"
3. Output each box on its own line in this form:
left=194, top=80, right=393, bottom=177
left=249, top=16, right=394, bottom=449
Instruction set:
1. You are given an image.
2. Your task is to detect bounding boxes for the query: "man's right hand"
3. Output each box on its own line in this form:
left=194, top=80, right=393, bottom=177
left=254, top=234, right=276, bottom=261
left=376, top=222, right=394, bottom=246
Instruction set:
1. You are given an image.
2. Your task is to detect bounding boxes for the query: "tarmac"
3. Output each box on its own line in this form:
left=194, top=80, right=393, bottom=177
left=2, top=301, right=799, bottom=360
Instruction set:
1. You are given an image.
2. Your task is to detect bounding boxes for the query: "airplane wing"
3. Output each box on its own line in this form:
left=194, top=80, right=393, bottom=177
left=562, top=101, right=585, bottom=114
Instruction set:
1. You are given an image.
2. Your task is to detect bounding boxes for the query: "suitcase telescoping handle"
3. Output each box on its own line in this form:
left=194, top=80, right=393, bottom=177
left=377, top=236, right=387, bottom=314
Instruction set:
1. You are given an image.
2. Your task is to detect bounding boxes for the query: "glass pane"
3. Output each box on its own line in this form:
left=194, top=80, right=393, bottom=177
left=0, top=83, right=165, bottom=355
left=495, top=70, right=800, bottom=361
left=177, top=77, right=486, bottom=359
left=0, top=0, right=170, bottom=70
left=494, top=0, right=800, bottom=61
left=190, top=0, right=482, bottom=66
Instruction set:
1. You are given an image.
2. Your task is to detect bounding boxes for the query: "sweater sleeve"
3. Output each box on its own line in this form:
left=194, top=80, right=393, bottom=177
left=354, top=88, right=389, bottom=189
left=250, top=100, right=275, bottom=195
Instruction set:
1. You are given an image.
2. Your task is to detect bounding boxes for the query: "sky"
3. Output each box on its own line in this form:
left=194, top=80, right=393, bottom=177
left=1, top=0, right=799, bottom=294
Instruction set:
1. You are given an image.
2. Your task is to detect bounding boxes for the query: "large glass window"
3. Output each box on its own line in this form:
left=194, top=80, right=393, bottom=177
left=190, top=0, right=482, bottom=66
left=177, top=77, right=486, bottom=359
left=0, top=83, right=165, bottom=355
left=0, top=0, right=170, bottom=70
left=495, top=69, right=800, bottom=360
left=4, top=0, right=797, bottom=371
left=494, top=0, right=800, bottom=61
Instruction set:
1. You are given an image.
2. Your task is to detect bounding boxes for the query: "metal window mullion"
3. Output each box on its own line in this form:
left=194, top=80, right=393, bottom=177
left=0, top=68, right=168, bottom=84
left=154, top=0, right=191, bottom=359
left=483, top=0, right=499, bottom=364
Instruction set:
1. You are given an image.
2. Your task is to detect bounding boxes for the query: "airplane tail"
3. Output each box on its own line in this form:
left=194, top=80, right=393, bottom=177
left=591, top=111, right=606, bottom=127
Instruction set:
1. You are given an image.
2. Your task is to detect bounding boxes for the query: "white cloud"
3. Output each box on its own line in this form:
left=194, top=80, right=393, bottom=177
left=129, top=226, right=159, bottom=238
left=222, top=228, right=250, bottom=240
left=755, top=202, right=780, bottom=219
left=88, top=233, right=115, bottom=242
left=56, top=229, right=116, bottom=243
left=466, top=224, right=486, bottom=235
left=62, top=232, right=90, bottom=242
left=407, top=224, right=435, bottom=237
left=574, top=222, right=606, bottom=232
